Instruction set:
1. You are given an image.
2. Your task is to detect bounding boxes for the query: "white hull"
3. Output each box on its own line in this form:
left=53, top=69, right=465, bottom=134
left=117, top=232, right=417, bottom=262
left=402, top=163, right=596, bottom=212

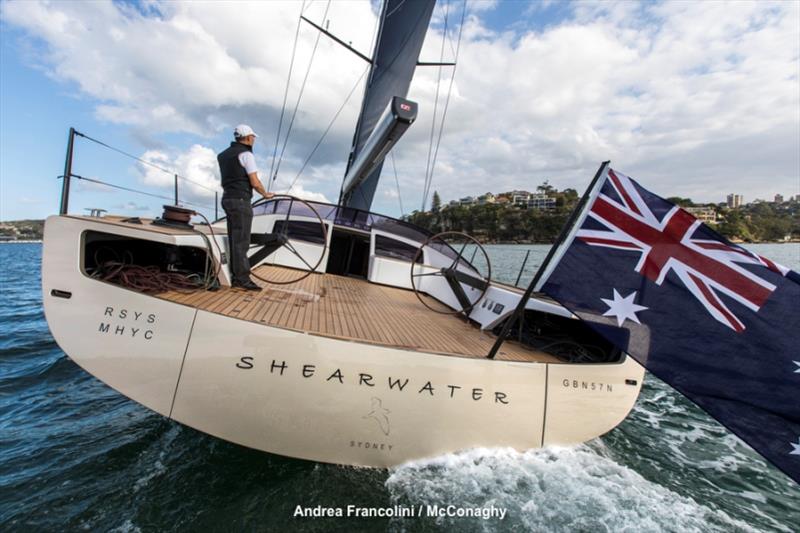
left=42, top=215, right=644, bottom=467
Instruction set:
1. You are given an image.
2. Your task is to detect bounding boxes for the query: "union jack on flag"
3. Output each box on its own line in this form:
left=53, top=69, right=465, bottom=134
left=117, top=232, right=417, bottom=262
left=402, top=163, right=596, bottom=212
left=537, top=162, right=800, bottom=485
left=575, top=168, right=792, bottom=332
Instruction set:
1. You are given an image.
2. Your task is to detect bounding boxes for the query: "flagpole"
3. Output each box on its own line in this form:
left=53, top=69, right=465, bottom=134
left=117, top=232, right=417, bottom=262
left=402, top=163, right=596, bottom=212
left=487, top=161, right=610, bottom=359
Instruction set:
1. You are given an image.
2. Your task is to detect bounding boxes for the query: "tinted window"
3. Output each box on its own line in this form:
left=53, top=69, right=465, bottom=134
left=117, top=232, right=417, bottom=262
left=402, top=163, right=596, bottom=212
left=272, top=220, right=327, bottom=245
left=252, top=198, right=475, bottom=271
left=374, top=234, right=421, bottom=263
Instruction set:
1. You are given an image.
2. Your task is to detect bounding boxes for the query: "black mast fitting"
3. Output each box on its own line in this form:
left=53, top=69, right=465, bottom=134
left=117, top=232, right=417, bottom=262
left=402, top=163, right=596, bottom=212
left=340, top=97, right=417, bottom=204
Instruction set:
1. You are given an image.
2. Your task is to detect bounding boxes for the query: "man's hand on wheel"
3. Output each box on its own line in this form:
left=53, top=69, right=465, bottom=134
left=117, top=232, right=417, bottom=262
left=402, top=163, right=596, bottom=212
left=263, top=192, right=275, bottom=199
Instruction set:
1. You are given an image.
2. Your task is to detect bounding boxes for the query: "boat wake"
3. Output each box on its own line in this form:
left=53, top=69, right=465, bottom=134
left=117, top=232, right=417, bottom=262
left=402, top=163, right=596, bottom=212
left=386, top=445, right=759, bottom=533
left=3, top=243, right=799, bottom=531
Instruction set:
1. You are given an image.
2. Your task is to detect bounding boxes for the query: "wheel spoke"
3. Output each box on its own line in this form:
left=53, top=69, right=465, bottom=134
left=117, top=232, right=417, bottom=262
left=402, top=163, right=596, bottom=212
left=249, top=195, right=328, bottom=285
left=284, top=241, right=315, bottom=271
left=412, top=271, right=444, bottom=277
left=449, top=240, right=469, bottom=269
left=410, top=231, right=492, bottom=316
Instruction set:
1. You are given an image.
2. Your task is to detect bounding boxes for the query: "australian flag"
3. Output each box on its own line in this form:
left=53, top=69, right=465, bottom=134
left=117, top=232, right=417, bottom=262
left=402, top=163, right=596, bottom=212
left=536, top=163, right=800, bottom=484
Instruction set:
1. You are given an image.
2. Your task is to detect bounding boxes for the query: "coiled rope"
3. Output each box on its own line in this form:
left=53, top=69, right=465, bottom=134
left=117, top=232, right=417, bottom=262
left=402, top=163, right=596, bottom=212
left=89, top=211, right=224, bottom=294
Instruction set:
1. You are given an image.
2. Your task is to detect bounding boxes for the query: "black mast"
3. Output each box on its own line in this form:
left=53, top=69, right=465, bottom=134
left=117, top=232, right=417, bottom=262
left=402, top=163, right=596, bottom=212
left=338, top=0, right=436, bottom=211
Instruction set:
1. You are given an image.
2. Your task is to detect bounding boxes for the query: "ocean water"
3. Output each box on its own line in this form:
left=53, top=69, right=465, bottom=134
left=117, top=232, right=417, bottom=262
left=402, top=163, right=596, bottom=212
left=1, top=242, right=798, bottom=531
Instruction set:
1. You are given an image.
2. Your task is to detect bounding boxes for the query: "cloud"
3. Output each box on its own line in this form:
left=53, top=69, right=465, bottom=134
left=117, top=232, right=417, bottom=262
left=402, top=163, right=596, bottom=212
left=136, top=142, right=329, bottom=204
left=2, top=1, right=375, bottom=135
left=3, top=0, right=798, bottom=217
left=138, top=144, right=220, bottom=202
left=390, top=0, right=800, bottom=211
left=285, top=183, right=330, bottom=204
left=113, top=201, right=150, bottom=212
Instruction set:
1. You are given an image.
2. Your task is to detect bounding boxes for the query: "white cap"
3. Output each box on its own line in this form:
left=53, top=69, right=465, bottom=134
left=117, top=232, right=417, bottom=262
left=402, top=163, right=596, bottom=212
left=234, top=124, right=258, bottom=138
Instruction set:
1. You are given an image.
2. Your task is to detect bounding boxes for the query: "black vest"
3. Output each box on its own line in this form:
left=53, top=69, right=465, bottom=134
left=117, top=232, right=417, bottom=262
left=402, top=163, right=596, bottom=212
left=218, top=141, right=253, bottom=199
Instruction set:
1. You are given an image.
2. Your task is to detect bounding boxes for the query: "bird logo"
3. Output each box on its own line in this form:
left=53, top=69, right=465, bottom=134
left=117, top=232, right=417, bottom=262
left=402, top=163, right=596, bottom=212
left=363, top=397, right=391, bottom=436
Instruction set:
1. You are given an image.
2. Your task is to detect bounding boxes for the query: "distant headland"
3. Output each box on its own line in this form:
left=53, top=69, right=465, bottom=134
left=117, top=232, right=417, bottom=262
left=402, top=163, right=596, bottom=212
left=0, top=220, right=44, bottom=243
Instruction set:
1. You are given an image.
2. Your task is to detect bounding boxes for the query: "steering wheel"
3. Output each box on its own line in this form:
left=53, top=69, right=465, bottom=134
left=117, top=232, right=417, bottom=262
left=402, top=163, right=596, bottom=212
left=409, top=231, right=492, bottom=315
left=248, top=195, right=328, bottom=285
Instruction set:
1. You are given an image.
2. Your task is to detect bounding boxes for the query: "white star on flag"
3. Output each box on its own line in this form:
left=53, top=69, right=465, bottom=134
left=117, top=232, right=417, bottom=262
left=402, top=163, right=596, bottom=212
left=791, top=437, right=800, bottom=456
left=794, top=361, right=800, bottom=373
left=601, top=289, right=649, bottom=327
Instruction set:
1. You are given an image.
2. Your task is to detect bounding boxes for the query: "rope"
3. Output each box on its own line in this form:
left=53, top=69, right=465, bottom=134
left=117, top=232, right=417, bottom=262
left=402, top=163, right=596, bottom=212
left=269, top=0, right=306, bottom=190
left=192, top=211, right=224, bottom=287
left=93, top=262, right=207, bottom=293
left=75, top=131, right=218, bottom=192
left=61, top=174, right=214, bottom=211
left=272, top=0, right=332, bottom=184
left=89, top=210, right=224, bottom=293
left=421, top=0, right=467, bottom=211
left=284, top=66, right=369, bottom=194
left=391, top=150, right=404, bottom=216
left=421, top=0, right=449, bottom=211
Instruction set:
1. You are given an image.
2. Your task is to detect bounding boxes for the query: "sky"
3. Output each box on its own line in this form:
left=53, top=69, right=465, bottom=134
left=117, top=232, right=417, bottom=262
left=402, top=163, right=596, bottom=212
left=0, top=0, right=798, bottom=221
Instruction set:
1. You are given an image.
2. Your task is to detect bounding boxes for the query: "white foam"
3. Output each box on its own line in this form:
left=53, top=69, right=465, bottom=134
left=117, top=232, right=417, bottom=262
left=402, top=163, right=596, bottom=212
left=386, top=446, right=758, bottom=532
left=107, top=519, right=142, bottom=533
left=132, top=424, right=181, bottom=493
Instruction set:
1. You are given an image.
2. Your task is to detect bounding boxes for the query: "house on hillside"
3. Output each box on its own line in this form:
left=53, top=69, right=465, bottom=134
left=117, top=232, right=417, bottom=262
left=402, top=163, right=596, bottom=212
left=525, top=193, right=555, bottom=210
left=458, top=196, right=475, bottom=206
left=685, top=206, right=718, bottom=224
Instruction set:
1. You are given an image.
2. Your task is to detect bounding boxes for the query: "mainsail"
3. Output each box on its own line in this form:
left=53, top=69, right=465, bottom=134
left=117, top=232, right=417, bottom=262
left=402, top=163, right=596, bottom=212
left=339, top=0, right=436, bottom=211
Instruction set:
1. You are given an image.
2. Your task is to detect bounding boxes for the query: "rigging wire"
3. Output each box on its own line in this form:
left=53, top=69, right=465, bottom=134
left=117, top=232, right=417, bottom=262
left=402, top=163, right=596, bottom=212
left=390, top=150, right=404, bottom=217
left=441, top=0, right=460, bottom=59
left=421, top=0, right=467, bottom=211
left=283, top=4, right=380, bottom=200
left=76, top=132, right=217, bottom=192
left=60, top=174, right=214, bottom=211
left=271, top=0, right=332, bottom=186
left=268, top=0, right=306, bottom=190
left=284, top=66, right=370, bottom=195
left=421, top=0, right=449, bottom=212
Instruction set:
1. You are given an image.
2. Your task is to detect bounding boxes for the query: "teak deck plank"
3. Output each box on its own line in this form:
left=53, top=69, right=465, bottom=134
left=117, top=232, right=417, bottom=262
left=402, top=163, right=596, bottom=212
left=156, top=265, right=557, bottom=363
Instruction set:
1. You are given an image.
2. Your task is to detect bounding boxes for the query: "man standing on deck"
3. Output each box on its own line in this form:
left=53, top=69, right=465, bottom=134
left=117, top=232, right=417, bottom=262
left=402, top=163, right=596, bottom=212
left=217, top=124, right=273, bottom=291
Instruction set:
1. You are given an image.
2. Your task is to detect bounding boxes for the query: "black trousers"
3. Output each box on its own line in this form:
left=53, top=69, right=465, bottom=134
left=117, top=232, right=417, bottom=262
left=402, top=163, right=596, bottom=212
left=221, top=197, right=253, bottom=284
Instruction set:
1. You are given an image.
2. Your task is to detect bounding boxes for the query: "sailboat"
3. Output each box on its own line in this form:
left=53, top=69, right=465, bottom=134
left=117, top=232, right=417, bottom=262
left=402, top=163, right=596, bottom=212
left=41, top=0, right=644, bottom=468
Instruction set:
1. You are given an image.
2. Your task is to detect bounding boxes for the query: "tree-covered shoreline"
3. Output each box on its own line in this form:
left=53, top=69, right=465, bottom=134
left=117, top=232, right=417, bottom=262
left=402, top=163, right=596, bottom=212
left=2, top=194, right=797, bottom=245
left=0, top=220, right=45, bottom=242
left=405, top=190, right=800, bottom=245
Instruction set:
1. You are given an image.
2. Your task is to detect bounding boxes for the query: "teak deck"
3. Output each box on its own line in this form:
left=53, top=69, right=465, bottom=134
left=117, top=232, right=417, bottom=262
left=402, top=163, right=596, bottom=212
left=157, top=265, right=557, bottom=363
